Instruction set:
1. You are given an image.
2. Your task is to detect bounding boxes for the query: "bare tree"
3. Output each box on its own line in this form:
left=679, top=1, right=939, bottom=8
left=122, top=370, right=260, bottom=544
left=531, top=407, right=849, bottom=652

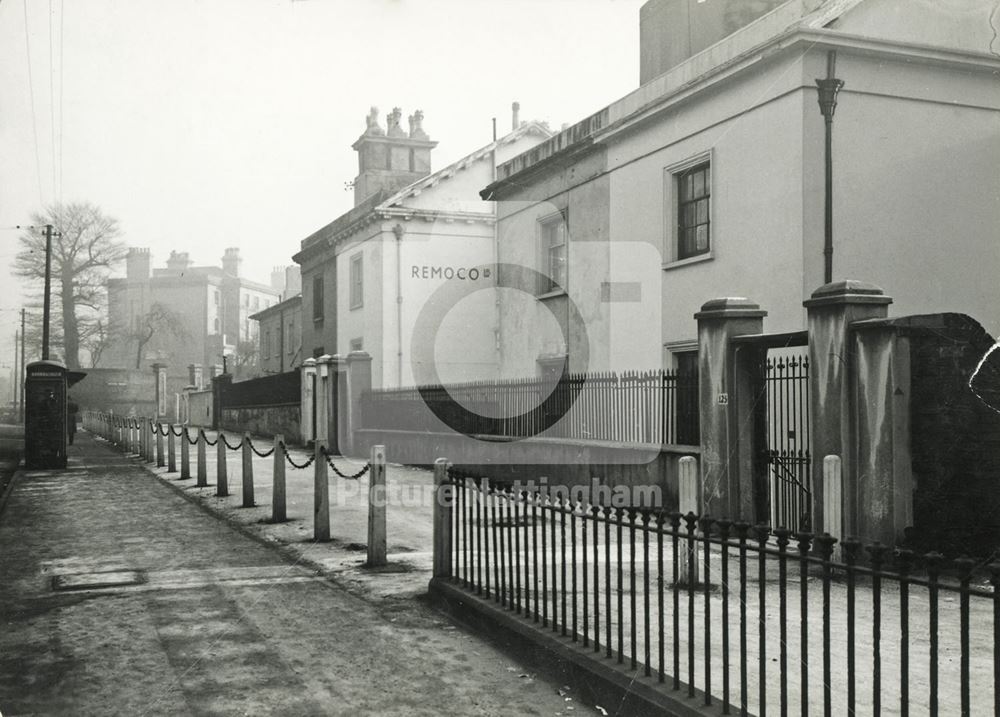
left=14, top=203, right=127, bottom=369
left=132, top=303, right=187, bottom=369
left=229, top=339, right=260, bottom=380
left=81, top=319, right=112, bottom=369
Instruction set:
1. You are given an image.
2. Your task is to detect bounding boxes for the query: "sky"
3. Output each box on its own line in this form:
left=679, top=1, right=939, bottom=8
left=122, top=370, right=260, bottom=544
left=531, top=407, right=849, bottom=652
left=0, top=0, right=646, bottom=372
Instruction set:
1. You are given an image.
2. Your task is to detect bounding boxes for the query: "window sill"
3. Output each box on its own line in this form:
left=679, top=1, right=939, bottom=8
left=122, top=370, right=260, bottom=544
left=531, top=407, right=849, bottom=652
left=536, top=289, right=567, bottom=301
left=662, top=252, right=713, bottom=272
left=313, top=317, right=324, bottom=324
left=350, top=304, right=363, bottom=311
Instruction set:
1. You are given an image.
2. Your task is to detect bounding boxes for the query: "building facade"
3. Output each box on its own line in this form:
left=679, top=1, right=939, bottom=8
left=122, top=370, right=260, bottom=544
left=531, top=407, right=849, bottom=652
left=292, top=106, right=553, bottom=388
left=104, top=248, right=281, bottom=384
left=483, top=0, right=1000, bottom=376
left=250, top=266, right=303, bottom=375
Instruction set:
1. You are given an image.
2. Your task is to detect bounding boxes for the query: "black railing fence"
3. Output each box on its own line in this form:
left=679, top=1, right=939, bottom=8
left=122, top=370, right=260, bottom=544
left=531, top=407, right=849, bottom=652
left=363, top=369, right=699, bottom=445
left=442, top=470, right=999, bottom=717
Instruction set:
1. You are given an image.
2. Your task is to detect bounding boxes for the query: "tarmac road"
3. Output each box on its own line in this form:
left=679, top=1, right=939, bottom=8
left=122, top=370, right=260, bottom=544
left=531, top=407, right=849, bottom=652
left=0, top=433, right=592, bottom=716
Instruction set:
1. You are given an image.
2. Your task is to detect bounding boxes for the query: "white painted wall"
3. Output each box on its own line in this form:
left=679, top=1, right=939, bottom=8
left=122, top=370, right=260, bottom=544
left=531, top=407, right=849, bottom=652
left=493, top=33, right=1000, bottom=378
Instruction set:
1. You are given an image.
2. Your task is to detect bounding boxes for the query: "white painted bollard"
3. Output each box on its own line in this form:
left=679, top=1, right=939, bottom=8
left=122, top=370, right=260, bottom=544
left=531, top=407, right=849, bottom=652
left=155, top=424, right=165, bottom=467
left=367, top=445, right=387, bottom=567
left=314, top=440, right=330, bottom=541
left=678, top=455, right=700, bottom=586
left=823, top=455, right=843, bottom=544
left=146, top=420, right=155, bottom=463
left=272, top=434, right=286, bottom=523
left=216, top=434, right=229, bottom=496
left=196, top=429, right=207, bottom=487
left=167, top=425, right=177, bottom=473
left=241, top=432, right=254, bottom=507
left=180, top=426, right=190, bottom=479
left=432, top=457, right=453, bottom=578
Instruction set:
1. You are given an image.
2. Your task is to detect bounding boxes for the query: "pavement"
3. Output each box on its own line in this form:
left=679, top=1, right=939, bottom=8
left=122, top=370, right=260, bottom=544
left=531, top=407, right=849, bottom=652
left=145, top=428, right=993, bottom=716
left=0, top=431, right=598, bottom=716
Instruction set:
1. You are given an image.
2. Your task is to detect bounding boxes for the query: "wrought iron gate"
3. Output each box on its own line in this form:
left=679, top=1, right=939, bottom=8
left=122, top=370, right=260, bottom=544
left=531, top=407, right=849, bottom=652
left=761, top=349, right=812, bottom=531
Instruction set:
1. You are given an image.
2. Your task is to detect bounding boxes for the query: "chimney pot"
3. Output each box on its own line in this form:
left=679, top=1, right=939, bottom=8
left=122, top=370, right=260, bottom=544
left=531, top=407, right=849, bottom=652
left=222, top=247, right=242, bottom=278
left=511, top=101, right=520, bottom=131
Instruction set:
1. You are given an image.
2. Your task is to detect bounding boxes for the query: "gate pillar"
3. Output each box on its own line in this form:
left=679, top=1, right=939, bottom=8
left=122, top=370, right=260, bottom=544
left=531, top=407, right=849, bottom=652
left=301, top=358, right=317, bottom=444
left=344, top=351, right=372, bottom=457
left=695, top=298, right=767, bottom=519
left=804, top=281, right=891, bottom=537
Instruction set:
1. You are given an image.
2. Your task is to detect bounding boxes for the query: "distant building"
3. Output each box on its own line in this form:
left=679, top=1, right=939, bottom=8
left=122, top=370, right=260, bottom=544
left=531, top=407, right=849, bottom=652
left=250, top=266, right=303, bottom=375
left=103, top=248, right=281, bottom=384
left=292, top=105, right=553, bottom=388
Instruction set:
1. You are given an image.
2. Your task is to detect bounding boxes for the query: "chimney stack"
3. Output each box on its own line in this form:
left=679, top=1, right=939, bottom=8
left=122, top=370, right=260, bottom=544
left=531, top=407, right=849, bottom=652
left=222, top=247, right=241, bottom=278
left=285, top=266, right=302, bottom=298
left=351, top=105, right=437, bottom=207
left=270, top=266, right=286, bottom=293
left=165, top=250, right=193, bottom=275
left=126, top=247, right=151, bottom=281
left=511, top=101, right=520, bottom=131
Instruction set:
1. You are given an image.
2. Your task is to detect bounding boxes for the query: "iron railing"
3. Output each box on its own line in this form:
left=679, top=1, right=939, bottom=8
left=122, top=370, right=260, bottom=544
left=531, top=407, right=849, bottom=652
left=443, top=470, right=999, bottom=717
left=363, top=369, right=699, bottom=446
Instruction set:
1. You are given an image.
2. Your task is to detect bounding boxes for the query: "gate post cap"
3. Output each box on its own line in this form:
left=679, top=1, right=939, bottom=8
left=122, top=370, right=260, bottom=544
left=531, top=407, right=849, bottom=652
left=804, top=280, right=893, bottom=308
left=346, top=350, right=372, bottom=363
left=694, top=297, right=767, bottom=321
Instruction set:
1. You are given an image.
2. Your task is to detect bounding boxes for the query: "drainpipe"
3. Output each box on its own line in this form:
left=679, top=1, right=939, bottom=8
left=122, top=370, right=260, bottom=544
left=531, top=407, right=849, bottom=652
left=392, top=223, right=405, bottom=387
left=492, top=112, right=505, bottom=368
left=816, top=50, right=844, bottom=285
left=278, top=307, right=285, bottom=373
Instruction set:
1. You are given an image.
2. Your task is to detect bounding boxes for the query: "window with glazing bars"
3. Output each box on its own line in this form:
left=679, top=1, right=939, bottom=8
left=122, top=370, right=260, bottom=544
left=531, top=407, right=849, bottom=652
left=312, top=275, right=324, bottom=321
left=350, top=253, right=363, bottom=309
left=677, top=162, right=710, bottom=259
left=539, top=212, right=567, bottom=294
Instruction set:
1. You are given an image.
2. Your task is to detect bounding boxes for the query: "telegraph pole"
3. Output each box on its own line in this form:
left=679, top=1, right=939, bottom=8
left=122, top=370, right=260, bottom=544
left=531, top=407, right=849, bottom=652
left=42, top=224, right=54, bottom=361
left=19, top=309, right=25, bottom=421
left=12, top=329, right=17, bottom=416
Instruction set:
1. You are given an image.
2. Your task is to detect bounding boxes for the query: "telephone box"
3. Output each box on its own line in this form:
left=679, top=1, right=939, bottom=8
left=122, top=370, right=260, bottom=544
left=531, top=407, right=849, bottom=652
left=25, top=360, right=68, bottom=469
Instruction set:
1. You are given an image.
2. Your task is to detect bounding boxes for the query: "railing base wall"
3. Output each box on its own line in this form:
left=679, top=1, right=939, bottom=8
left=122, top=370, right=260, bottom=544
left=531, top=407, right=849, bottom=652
left=359, top=429, right=698, bottom=509
left=428, top=577, right=729, bottom=717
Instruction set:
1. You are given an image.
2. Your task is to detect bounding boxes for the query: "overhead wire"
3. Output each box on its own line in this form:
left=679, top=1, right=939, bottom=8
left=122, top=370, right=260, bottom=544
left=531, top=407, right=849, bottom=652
left=21, top=0, right=45, bottom=204
left=48, top=0, right=57, bottom=202
left=58, top=0, right=64, bottom=202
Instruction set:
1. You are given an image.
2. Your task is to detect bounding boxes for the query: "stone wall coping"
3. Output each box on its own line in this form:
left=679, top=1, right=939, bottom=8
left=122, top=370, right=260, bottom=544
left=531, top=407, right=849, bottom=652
left=356, top=427, right=701, bottom=455
left=851, top=312, right=978, bottom=333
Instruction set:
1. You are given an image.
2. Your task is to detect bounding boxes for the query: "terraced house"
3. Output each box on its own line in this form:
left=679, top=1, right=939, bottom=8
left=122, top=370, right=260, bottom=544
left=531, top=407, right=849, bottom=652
left=482, top=0, right=1000, bottom=377
left=293, top=106, right=552, bottom=388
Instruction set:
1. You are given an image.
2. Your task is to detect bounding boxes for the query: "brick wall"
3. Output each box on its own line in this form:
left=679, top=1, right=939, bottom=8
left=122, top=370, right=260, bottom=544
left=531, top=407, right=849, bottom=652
left=220, top=405, right=301, bottom=444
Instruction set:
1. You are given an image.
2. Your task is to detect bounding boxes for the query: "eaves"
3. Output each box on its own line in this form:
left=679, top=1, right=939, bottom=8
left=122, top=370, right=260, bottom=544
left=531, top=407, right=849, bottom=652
left=480, top=136, right=601, bottom=201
